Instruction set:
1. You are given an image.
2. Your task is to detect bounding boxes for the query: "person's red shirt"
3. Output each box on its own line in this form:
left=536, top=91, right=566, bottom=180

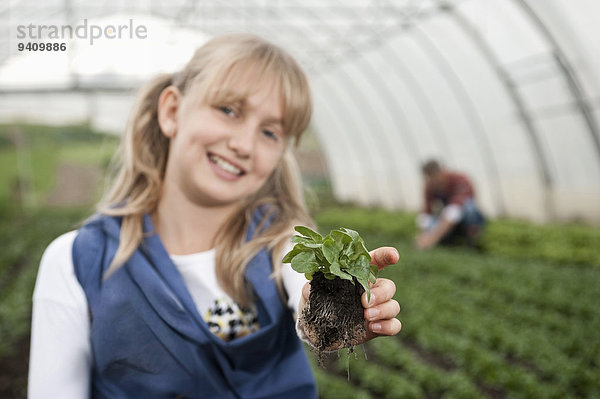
left=424, top=172, right=475, bottom=214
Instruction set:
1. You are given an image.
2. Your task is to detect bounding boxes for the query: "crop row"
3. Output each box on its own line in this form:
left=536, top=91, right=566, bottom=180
left=306, top=352, right=373, bottom=399
left=482, top=220, right=600, bottom=267
left=416, top=324, right=599, bottom=398
left=405, top=250, right=600, bottom=319
left=407, top=290, right=598, bottom=389
left=394, top=270, right=600, bottom=396
left=402, top=294, right=600, bottom=398
left=315, top=208, right=600, bottom=397
left=393, top=241, right=600, bottom=311
left=364, top=338, right=484, bottom=398
left=314, top=315, right=599, bottom=398
left=314, top=207, right=600, bottom=268
left=0, top=207, right=88, bottom=356
left=376, top=248, right=599, bottom=396
left=0, top=256, right=39, bottom=358
left=399, top=265, right=599, bottom=359
left=330, top=349, right=425, bottom=399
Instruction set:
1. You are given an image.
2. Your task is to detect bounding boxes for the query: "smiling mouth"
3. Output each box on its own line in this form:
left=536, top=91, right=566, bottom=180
left=208, top=153, right=244, bottom=176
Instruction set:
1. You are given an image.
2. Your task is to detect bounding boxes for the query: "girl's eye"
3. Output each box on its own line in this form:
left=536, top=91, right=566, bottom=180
left=262, top=130, right=278, bottom=141
left=219, top=105, right=236, bottom=117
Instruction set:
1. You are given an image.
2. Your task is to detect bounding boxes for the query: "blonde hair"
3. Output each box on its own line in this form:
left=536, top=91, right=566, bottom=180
left=99, top=33, right=313, bottom=307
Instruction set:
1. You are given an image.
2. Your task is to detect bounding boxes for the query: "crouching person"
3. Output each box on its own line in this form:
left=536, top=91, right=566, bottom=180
left=416, top=159, right=485, bottom=250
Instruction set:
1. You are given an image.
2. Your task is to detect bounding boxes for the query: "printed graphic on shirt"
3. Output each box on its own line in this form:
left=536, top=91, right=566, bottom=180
left=203, top=298, right=259, bottom=341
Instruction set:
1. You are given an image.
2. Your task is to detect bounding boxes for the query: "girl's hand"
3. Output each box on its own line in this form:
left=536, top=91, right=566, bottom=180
left=299, top=246, right=402, bottom=344
left=362, top=247, right=401, bottom=340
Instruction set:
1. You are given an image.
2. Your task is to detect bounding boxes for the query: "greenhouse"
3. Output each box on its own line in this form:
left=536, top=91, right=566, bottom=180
left=2, top=0, right=599, bottom=222
left=1, top=1, right=599, bottom=398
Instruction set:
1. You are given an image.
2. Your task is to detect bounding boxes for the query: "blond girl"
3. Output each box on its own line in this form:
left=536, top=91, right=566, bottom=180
left=28, top=34, right=401, bottom=399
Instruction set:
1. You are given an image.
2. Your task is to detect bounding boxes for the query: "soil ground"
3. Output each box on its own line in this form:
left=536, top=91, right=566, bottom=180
left=0, top=162, right=100, bottom=398
left=0, top=336, right=29, bottom=399
left=45, top=163, right=100, bottom=206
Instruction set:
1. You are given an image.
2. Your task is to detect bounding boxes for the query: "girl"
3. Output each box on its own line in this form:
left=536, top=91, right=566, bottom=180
left=28, top=34, right=401, bottom=398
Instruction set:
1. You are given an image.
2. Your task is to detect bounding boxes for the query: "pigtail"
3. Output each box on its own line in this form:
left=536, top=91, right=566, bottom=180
left=99, top=73, right=173, bottom=277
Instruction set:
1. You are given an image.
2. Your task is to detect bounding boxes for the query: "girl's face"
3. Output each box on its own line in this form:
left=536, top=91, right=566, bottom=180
left=160, top=79, right=287, bottom=209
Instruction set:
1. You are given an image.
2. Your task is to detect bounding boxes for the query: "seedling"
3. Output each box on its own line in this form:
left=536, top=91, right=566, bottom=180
left=283, top=226, right=378, bottom=362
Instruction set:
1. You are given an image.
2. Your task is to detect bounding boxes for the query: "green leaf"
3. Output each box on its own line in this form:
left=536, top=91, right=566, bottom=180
left=347, top=255, right=371, bottom=280
left=314, top=250, right=328, bottom=265
left=329, top=262, right=354, bottom=282
left=357, top=275, right=371, bottom=302
left=282, top=249, right=299, bottom=264
left=291, top=235, right=322, bottom=248
left=349, top=239, right=370, bottom=261
left=369, top=272, right=377, bottom=285
left=290, top=251, right=320, bottom=274
left=340, top=227, right=360, bottom=241
left=282, top=244, right=310, bottom=263
left=338, top=256, right=349, bottom=269
left=294, top=226, right=323, bottom=243
left=291, top=235, right=312, bottom=245
left=287, top=224, right=381, bottom=302
left=370, top=264, right=379, bottom=275
left=347, top=254, right=372, bottom=299
left=331, top=229, right=353, bottom=246
left=322, top=237, right=339, bottom=264
left=369, top=265, right=379, bottom=284
left=323, top=272, right=337, bottom=280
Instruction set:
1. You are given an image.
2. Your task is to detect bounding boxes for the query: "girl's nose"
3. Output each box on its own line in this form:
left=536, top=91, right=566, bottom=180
left=227, top=125, right=256, bottom=158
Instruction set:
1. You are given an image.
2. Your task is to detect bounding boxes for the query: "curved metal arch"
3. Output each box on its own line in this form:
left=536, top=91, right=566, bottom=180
left=347, top=55, right=418, bottom=208
left=316, top=70, right=396, bottom=206
left=308, top=4, right=447, bottom=74
left=288, top=5, right=418, bottom=208
left=409, top=22, right=507, bottom=215
left=280, top=2, right=455, bottom=210
left=298, top=0, right=506, bottom=214
left=515, top=0, right=600, bottom=171
left=157, top=1, right=402, bottom=70
left=154, top=0, right=478, bottom=211
left=310, top=89, right=364, bottom=203
left=163, top=2, right=464, bottom=198
left=280, top=2, right=481, bottom=211
left=378, top=37, right=456, bottom=168
left=342, top=58, right=415, bottom=207
left=442, top=0, right=555, bottom=218
left=254, top=2, right=405, bottom=207
left=232, top=2, right=419, bottom=208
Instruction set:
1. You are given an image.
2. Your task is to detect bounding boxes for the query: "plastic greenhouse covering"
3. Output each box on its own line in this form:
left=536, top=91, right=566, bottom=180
left=1, top=0, right=599, bottom=223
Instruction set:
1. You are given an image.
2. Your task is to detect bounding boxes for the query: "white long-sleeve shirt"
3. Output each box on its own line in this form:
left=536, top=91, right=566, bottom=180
left=28, top=231, right=306, bottom=399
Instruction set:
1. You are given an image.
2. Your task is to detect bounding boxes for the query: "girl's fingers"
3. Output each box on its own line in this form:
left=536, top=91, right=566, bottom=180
left=367, top=317, right=402, bottom=337
left=364, top=299, right=400, bottom=322
left=362, top=278, right=396, bottom=308
left=301, top=282, right=311, bottom=301
left=369, top=247, right=400, bottom=271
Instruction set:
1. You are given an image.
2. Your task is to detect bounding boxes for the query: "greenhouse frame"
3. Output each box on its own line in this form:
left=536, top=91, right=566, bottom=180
left=1, top=0, right=599, bottom=223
